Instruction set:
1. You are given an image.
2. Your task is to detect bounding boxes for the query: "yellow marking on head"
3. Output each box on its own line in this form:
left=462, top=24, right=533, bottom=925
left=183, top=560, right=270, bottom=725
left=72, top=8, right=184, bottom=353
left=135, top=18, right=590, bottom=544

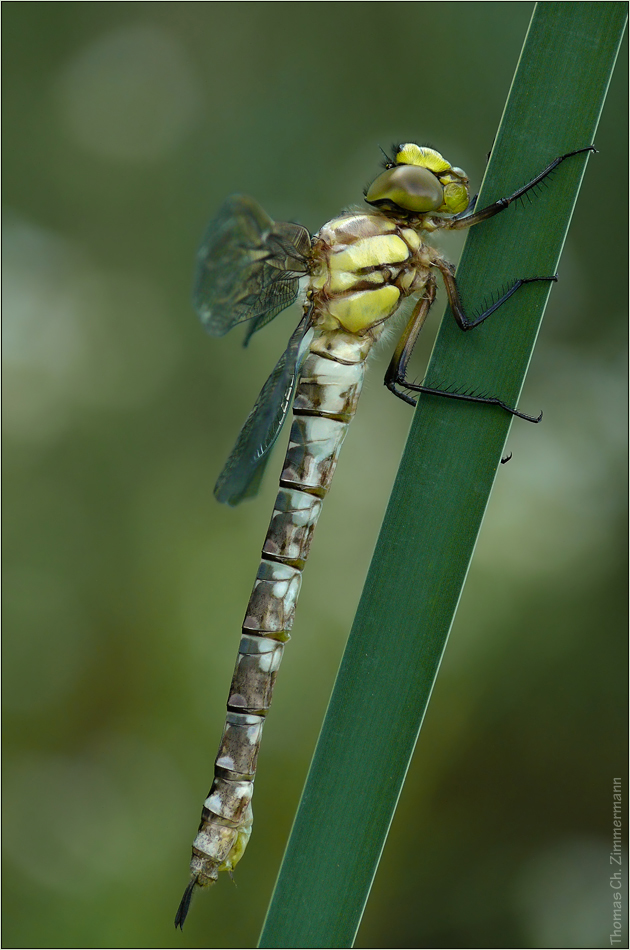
left=392, top=144, right=470, bottom=214
left=442, top=181, right=469, bottom=214
left=395, top=144, right=451, bottom=173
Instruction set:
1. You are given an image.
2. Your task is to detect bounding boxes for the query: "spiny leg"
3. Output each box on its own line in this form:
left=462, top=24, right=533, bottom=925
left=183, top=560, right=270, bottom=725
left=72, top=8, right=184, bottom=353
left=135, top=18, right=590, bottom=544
left=447, top=146, right=596, bottom=230
left=385, top=277, right=436, bottom=406
left=433, top=258, right=558, bottom=332
left=393, top=379, right=542, bottom=423
left=385, top=271, right=551, bottom=421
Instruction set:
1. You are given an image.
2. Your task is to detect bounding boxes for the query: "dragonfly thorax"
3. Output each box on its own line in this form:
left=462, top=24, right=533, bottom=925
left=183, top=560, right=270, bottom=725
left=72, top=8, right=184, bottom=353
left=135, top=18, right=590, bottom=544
left=308, top=210, right=432, bottom=336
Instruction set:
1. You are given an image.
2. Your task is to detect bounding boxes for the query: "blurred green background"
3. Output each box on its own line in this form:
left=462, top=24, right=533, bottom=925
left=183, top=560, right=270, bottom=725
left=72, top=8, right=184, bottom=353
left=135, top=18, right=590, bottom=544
left=3, top=4, right=627, bottom=948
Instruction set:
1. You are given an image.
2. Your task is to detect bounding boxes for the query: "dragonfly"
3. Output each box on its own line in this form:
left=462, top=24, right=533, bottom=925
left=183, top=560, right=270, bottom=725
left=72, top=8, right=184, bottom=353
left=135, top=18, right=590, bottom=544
left=175, top=142, right=594, bottom=927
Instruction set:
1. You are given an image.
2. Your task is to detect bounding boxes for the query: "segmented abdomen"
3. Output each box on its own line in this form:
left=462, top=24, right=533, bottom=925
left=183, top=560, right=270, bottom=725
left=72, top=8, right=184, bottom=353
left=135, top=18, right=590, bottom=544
left=188, top=330, right=372, bottom=888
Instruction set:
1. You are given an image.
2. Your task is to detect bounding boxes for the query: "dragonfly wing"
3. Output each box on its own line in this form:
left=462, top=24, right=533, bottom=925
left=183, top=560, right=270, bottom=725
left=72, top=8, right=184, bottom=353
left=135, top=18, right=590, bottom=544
left=193, top=195, right=311, bottom=340
left=214, top=312, right=314, bottom=506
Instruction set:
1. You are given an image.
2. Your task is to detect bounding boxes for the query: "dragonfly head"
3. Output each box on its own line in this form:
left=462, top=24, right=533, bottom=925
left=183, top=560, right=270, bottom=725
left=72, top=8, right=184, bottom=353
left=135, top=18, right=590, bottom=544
left=365, top=143, right=470, bottom=216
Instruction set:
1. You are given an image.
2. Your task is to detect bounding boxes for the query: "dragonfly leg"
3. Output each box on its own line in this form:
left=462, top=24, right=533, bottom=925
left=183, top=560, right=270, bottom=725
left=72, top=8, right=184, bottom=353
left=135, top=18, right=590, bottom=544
left=386, top=271, right=544, bottom=422
left=447, top=146, right=596, bottom=230
left=394, top=379, right=543, bottom=423
left=385, top=277, right=437, bottom=406
left=434, top=257, right=558, bottom=331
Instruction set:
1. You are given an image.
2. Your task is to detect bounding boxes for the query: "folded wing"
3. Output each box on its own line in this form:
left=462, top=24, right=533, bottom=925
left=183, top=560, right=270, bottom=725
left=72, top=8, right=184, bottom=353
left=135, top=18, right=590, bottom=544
left=214, top=313, right=314, bottom=506
left=193, top=194, right=311, bottom=344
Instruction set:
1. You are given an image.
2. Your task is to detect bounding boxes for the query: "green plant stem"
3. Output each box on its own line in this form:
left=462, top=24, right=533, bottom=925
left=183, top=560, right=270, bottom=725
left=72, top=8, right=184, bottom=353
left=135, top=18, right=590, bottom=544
left=259, top=4, right=627, bottom=947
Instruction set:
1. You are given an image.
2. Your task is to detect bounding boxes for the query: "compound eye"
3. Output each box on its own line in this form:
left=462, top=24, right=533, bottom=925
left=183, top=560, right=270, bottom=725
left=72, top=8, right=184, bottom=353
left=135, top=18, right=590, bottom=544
left=365, top=165, right=444, bottom=213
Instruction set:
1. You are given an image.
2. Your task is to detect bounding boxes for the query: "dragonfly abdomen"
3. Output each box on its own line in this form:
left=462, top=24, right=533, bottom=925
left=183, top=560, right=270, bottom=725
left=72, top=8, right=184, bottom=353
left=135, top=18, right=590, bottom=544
left=185, top=330, right=377, bottom=899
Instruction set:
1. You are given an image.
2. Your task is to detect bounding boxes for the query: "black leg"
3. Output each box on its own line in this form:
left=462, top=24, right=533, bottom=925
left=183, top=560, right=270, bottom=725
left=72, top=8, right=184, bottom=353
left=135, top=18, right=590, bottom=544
left=394, top=380, right=543, bottom=423
left=386, top=268, right=544, bottom=421
left=433, top=258, right=558, bottom=332
left=445, top=146, right=596, bottom=230
left=385, top=277, right=437, bottom=406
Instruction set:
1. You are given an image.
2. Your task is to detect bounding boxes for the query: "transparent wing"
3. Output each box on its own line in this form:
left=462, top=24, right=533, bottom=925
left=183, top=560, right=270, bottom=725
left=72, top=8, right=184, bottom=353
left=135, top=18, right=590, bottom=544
left=193, top=195, right=311, bottom=343
left=214, top=312, right=314, bottom=506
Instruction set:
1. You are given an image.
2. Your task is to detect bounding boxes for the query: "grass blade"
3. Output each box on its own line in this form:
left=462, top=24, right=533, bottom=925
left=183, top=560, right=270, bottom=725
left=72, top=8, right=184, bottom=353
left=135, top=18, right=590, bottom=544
left=259, top=4, right=627, bottom=947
